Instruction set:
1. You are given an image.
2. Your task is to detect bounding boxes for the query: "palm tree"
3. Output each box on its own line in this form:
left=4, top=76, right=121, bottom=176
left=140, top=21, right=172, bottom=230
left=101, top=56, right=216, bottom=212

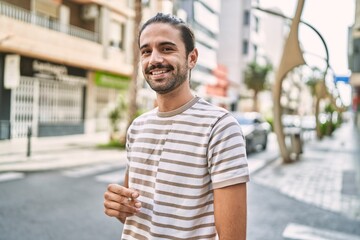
left=305, top=67, right=326, bottom=139
left=126, top=0, right=142, bottom=136
left=244, top=61, right=272, bottom=112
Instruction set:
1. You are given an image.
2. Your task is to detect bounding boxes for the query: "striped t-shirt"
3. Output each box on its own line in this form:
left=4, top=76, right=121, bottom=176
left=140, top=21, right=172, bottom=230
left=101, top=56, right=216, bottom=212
left=122, top=97, right=249, bottom=240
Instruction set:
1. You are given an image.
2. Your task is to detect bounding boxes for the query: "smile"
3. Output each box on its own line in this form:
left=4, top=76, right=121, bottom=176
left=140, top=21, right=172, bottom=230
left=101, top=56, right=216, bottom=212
left=151, top=70, right=168, bottom=75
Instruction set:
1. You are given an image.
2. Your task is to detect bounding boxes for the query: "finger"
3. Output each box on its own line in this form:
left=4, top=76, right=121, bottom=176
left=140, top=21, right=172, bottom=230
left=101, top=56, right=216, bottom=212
left=128, top=198, right=142, bottom=208
left=104, top=200, right=140, bottom=214
left=107, top=184, right=140, bottom=199
left=104, top=191, right=141, bottom=208
left=104, top=208, right=135, bottom=219
left=106, top=186, right=141, bottom=208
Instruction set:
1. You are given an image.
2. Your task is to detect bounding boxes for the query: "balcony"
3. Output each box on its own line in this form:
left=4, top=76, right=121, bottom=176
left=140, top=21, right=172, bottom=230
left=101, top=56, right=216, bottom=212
left=0, top=1, right=99, bottom=42
left=0, top=2, right=132, bottom=76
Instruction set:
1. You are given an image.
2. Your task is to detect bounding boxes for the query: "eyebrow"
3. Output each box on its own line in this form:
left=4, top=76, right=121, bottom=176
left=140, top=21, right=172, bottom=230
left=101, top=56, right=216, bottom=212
left=140, top=41, right=177, bottom=50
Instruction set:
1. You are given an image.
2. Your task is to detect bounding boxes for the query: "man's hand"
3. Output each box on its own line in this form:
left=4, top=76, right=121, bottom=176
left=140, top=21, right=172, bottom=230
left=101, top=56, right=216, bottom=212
left=104, top=184, right=142, bottom=223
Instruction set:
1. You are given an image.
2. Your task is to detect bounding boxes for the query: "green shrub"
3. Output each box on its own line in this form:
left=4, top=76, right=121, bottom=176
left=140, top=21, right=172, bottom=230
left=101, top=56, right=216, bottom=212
left=97, top=140, right=126, bottom=150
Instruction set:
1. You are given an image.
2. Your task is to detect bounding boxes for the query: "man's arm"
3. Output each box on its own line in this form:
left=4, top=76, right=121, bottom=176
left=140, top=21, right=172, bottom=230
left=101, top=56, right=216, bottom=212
left=213, top=183, right=247, bottom=240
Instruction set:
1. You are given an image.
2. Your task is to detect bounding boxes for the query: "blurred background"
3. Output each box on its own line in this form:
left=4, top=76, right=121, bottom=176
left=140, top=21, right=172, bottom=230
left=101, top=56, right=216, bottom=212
left=0, top=0, right=359, bottom=239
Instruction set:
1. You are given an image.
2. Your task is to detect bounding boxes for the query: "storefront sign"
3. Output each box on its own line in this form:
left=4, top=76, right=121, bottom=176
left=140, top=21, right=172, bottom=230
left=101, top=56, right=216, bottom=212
left=95, top=71, right=130, bottom=89
left=4, top=54, right=20, bottom=89
left=20, top=57, right=87, bottom=85
left=32, top=60, right=87, bottom=85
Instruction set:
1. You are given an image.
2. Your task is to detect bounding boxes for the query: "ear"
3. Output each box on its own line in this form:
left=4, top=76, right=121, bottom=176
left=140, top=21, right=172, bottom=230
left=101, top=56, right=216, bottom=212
left=187, top=48, right=198, bottom=70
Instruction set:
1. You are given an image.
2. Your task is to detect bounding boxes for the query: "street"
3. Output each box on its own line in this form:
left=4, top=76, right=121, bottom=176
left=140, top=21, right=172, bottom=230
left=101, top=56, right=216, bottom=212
left=1, top=124, right=359, bottom=240
left=1, top=146, right=359, bottom=240
left=0, top=164, right=125, bottom=240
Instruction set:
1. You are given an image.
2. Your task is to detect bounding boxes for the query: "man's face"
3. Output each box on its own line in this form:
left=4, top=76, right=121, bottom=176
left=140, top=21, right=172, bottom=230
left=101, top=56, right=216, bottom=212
left=139, top=23, right=192, bottom=94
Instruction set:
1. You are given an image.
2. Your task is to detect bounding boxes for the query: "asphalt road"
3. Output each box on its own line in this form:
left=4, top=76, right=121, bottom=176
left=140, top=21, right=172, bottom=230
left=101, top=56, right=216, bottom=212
left=0, top=151, right=359, bottom=239
left=0, top=169, right=124, bottom=240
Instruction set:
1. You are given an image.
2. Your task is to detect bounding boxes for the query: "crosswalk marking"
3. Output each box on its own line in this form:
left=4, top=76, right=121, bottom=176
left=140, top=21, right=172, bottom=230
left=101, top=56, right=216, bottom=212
left=0, top=172, right=25, bottom=183
left=95, top=168, right=127, bottom=184
left=283, top=223, right=360, bottom=240
left=62, top=162, right=124, bottom=178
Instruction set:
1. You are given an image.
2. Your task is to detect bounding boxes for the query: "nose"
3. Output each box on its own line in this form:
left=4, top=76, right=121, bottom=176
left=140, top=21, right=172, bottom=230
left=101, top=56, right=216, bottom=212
left=149, top=50, right=163, bottom=66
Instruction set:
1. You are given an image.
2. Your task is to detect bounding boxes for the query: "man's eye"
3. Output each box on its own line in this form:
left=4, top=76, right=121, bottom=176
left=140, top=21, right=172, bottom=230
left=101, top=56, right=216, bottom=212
left=163, top=48, right=172, bottom=52
left=141, top=50, right=151, bottom=55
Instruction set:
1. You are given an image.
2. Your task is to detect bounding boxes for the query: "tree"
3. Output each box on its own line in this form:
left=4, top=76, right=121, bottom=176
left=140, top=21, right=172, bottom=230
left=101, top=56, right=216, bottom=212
left=305, top=67, right=326, bottom=139
left=108, top=95, right=127, bottom=142
left=244, top=61, right=272, bottom=112
left=125, top=0, right=142, bottom=137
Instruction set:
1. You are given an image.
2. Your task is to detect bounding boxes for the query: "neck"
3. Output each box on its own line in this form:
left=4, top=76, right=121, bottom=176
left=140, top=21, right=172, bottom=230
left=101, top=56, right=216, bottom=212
left=156, top=84, right=194, bottom=112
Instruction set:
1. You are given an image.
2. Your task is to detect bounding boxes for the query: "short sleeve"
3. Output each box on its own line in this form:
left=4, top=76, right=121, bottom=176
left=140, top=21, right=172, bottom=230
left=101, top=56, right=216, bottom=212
left=208, top=113, right=250, bottom=189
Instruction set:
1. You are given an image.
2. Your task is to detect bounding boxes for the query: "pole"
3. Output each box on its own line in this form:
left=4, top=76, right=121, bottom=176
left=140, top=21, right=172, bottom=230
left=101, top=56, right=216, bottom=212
left=27, top=126, right=32, bottom=157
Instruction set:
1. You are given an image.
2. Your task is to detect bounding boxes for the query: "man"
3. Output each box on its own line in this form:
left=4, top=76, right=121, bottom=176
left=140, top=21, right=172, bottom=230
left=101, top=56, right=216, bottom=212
left=104, top=13, right=249, bottom=240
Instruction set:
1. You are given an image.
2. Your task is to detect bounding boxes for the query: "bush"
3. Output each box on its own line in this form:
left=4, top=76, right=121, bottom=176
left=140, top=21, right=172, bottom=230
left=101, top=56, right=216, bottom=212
left=97, top=140, right=126, bottom=150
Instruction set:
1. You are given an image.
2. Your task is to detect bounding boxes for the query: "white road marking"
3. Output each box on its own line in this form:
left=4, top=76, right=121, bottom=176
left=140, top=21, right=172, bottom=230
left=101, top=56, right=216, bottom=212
left=0, top=172, right=25, bottom=183
left=283, top=223, right=360, bottom=240
left=95, top=168, right=126, bottom=184
left=62, top=162, right=123, bottom=178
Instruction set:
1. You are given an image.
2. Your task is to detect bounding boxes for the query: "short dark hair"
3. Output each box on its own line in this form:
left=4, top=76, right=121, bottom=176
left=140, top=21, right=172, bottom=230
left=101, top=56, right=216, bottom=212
left=138, top=13, right=195, bottom=56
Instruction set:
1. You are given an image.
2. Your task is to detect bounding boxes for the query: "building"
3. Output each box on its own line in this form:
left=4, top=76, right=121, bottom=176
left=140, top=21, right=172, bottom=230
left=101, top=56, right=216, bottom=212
left=0, top=0, right=134, bottom=140
left=172, top=0, right=224, bottom=106
left=218, top=0, right=286, bottom=112
left=349, top=0, right=360, bottom=128
left=218, top=0, right=251, bottom=111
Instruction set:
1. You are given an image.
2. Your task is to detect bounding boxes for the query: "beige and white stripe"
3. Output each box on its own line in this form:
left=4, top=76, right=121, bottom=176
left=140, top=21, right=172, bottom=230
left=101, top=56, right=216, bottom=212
left=123, top=97, right=249, bottom=239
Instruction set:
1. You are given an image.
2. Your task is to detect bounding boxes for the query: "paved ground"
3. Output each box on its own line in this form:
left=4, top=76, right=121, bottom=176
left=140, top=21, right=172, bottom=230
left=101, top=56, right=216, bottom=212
left=0, top=131, right=279, bottom=174
left=0, top=132, right=127, bottom=172
left=253, top=121, right=360, bottom=221
left=1, top=121, right=359, bottom=225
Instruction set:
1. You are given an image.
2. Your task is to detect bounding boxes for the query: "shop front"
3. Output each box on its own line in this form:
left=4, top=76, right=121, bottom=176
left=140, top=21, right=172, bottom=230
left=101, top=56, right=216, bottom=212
left=92, top=71, right=130, bottom=132
left=0, top=54, right=88, bottom=139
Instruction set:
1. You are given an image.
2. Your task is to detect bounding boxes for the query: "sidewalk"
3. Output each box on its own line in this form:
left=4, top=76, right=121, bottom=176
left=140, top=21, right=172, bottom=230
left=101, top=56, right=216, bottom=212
left=253, top=120, right=360, bottom=221
left=0, top=130, right=279, bottom=173
left=1, top=121, right=359, bottom=222
left=0, top=132, right=127, bottom=172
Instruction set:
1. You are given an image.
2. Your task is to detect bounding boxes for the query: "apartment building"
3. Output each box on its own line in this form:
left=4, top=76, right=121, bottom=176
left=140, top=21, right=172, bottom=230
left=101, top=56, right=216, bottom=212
left=349, top=0, right=360, bottom=127
left=173, top=0, right=224, bottom=106
left=218, top=0, right=287, bottom=112
left=0, top=0, right=134, bottom=139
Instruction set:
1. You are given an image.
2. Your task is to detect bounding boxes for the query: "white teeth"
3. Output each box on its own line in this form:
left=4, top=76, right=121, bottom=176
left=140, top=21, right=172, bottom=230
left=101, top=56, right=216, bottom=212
left=152, top=70, right=166, bottom=75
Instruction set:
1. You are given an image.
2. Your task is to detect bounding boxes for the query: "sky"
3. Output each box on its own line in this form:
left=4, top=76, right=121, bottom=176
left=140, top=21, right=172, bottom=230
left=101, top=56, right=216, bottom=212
left=260, top=0, right=355, bottom=106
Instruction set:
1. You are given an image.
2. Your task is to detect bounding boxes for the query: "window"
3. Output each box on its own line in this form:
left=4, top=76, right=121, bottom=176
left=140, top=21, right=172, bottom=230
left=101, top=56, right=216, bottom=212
left=253, top=44, right=258, bottom=57
left=109, top=21, right=125, bottom=50
left=243, top=40, right=249, bottom=55
left=254, top=16, right=259, bottom=32
left=243, top=10, right=250, bottom=26
left=34, top=0, right=59, bottom=18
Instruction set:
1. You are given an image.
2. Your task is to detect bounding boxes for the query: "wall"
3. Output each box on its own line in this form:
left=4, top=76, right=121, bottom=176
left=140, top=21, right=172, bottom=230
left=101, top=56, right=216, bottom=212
left=0, top=15, right=132, bottom=76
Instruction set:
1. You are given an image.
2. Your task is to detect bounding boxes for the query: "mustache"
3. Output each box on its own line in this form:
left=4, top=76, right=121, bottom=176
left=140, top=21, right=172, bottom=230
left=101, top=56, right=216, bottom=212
left=145, top=64, right=174, bottom=74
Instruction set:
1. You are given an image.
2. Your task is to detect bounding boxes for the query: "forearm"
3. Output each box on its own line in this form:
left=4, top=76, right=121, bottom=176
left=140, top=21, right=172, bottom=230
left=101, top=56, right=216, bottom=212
left=214, top=183, right=247, bottom=240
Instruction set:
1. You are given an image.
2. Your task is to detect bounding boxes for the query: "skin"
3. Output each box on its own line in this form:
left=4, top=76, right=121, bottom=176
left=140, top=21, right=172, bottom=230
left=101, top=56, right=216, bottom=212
left=103, top=22, right=247, bottom=239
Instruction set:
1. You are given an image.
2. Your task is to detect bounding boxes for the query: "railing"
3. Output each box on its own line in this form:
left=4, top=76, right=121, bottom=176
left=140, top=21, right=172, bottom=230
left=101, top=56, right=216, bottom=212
left=0, top=1, right=99, bottom=42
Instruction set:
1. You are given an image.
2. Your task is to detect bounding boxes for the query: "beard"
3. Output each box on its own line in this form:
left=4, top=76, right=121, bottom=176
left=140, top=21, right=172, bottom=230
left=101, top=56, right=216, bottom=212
left=144, top=62, right=189, bottom=94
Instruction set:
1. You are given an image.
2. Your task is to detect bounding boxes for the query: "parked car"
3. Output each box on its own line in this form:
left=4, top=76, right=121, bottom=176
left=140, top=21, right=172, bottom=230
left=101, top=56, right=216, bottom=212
left=232, top=112, right=271, bottom=153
